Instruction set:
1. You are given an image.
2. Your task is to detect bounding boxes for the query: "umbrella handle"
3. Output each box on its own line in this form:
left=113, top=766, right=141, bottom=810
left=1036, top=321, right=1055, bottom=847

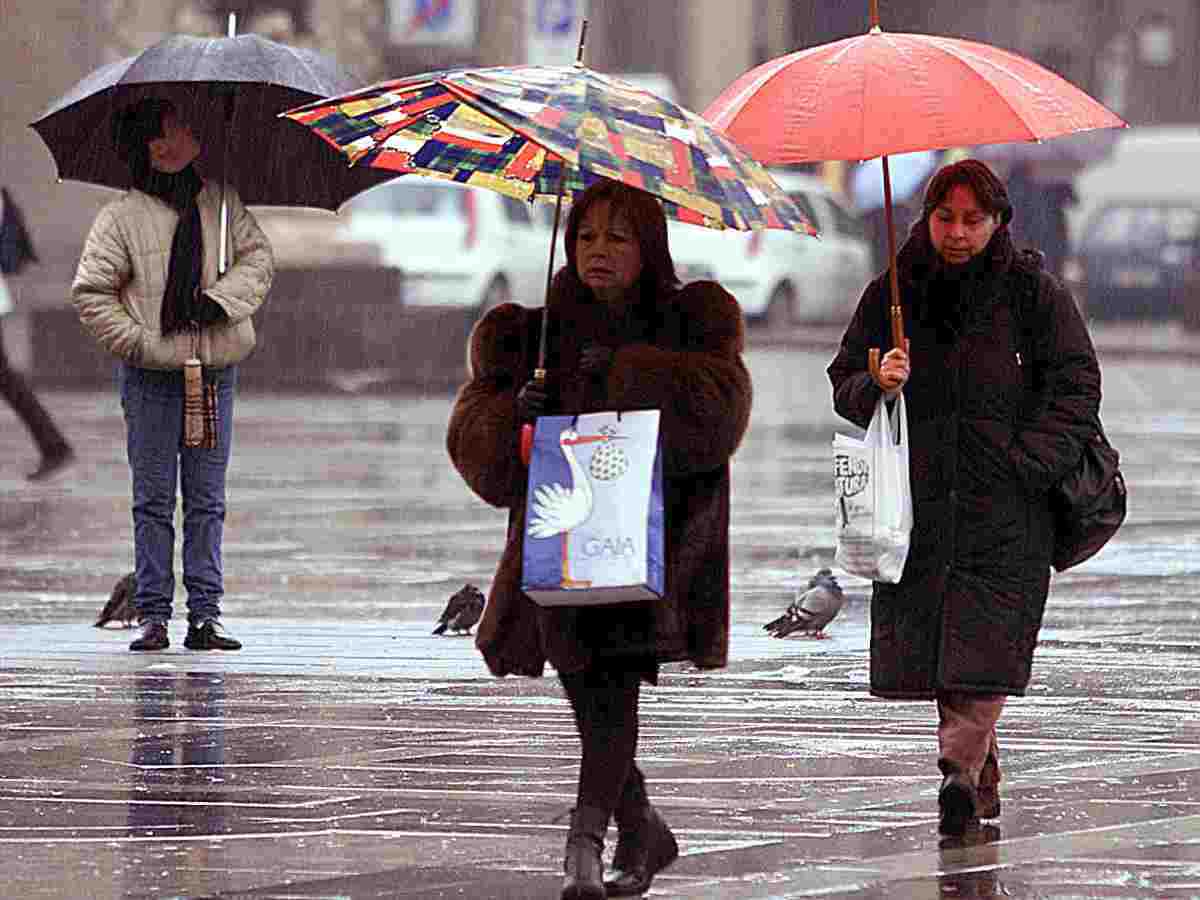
left=868, top=304, right=906, bottom=384
left=518, top=367, right=546, bottom=466
left=520, top=423, right=534, bottom=466
left=868, top=347, right=882, bottom=383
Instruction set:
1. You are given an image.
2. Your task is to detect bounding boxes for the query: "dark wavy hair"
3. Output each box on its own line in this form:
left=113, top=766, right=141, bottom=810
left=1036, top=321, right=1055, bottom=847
left=898, top=158, right=1023, bottom=276
left=558, top=178, right=679, bottom=305
left=921, top=158, right=1013, bottom=225
left=111, top=98, right=176, bottom=183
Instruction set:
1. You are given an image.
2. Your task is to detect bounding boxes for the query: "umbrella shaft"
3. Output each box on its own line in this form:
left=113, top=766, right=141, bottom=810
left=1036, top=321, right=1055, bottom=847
left=538, top=165, right=568, bottom=371
left=882, top=155, right=904, bottom=347
left=219, top=195, right=228, bottom=275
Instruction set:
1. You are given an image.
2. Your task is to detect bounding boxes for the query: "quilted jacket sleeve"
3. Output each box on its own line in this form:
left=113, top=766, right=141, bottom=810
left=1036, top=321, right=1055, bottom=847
left=71, top=205, right=144, bottom=363
left=605, top=281, right=752, bottom=477
left=204, top=188, right=273, bottom=322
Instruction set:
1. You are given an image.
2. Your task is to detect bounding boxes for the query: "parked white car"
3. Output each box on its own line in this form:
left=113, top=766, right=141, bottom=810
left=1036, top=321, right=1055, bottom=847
left=666, top=170, right=874, bottom=325
left=340, top=179, right=557, bottom=313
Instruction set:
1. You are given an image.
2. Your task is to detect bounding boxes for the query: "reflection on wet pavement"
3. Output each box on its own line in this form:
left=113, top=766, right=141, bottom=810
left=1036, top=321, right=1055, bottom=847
left=2, top=349, right=1200, bottom=897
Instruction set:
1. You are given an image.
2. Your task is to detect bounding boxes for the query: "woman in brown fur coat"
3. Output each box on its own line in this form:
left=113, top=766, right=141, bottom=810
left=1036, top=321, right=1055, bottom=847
left=446, top=179, right=752, bottom=900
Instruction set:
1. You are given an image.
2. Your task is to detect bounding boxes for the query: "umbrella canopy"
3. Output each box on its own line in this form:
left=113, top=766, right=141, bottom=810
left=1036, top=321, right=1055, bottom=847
left=704, top=12, right=1125, bottom=366
left=705, top=29, right=1126, bottom=165
left=30, top=33, right=395, bottom=210
left=282, top=64, right=815, bottom=234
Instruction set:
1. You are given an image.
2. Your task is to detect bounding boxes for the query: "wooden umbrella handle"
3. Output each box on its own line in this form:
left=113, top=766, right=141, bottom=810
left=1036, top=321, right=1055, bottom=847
left=869, top=302, right=906, bottom=384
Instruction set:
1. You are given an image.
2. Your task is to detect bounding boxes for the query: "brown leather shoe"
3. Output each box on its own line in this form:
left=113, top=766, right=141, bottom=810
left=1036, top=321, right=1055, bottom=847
left=938, top=772, right=980, bottom=835
left=129, top=621, right=169, bottom=651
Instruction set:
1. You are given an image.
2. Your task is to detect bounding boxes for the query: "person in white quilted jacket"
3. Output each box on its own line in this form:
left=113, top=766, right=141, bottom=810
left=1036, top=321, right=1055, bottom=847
left=72, top=97, right=274, bottom=653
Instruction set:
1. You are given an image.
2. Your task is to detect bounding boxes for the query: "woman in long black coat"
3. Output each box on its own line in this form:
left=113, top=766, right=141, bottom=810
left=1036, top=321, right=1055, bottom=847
left=827, top=159, right=1101, bottom=836
left=447, top=178, right=752, bottom=899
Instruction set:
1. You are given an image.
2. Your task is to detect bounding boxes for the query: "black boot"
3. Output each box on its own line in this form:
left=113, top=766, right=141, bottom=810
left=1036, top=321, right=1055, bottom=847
left=939, top=772, right=980, bottom=836
left=562, top=805, right=608, bottom=900
left=605, top=767, right=679, bottom=897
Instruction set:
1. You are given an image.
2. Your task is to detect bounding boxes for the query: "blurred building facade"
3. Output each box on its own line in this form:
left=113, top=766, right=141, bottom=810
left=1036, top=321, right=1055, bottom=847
left=0, top=0, right=1196, bottom=307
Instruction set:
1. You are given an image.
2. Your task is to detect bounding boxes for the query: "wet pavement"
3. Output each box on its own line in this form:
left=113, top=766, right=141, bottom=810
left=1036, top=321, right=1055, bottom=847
left=2, top=324, right=1200, bottom=898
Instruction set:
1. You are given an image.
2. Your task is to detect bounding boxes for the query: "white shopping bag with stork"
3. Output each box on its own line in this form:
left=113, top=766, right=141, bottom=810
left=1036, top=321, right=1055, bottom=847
left=522, top=410, right=665, bottom=607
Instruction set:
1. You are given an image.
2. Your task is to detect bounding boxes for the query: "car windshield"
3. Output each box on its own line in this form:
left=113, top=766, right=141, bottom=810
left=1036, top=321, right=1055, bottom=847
left=348, top=182, right=462, bottom=217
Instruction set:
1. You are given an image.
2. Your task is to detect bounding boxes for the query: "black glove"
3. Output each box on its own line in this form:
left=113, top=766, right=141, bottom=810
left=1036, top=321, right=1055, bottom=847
left=516, top=379, right=548, bottom=422
left=191, top=292, right=228, bottom=327
left=579, top=343, right=614, bottom=379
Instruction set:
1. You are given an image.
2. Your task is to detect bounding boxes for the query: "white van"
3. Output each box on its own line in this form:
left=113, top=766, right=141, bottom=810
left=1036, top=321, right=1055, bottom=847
left=1070, top=127, right=1200, bottom=242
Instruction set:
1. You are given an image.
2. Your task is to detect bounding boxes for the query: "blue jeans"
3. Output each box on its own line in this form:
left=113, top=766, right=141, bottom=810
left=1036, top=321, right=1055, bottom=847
left=119, top=364, right=236, bottom=625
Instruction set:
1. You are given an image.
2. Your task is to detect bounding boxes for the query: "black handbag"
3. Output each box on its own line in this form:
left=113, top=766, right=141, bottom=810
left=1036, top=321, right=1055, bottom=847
left=1049, top=420, right=1126, bottom=572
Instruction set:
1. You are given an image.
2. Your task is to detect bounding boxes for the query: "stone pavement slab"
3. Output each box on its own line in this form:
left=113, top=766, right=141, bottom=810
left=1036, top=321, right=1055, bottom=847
left=3, top=609, right=1200, bottom=898
left=2, top=348, right=1200, bottom=898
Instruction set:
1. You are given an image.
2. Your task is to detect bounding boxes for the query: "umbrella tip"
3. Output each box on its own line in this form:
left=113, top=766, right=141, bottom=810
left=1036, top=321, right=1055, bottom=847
left=869, top=25, right=883, bottom=35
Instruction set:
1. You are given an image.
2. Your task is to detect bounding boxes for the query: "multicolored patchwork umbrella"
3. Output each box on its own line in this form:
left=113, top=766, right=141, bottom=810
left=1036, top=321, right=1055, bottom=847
left=281, top=64, right=815, bottom=234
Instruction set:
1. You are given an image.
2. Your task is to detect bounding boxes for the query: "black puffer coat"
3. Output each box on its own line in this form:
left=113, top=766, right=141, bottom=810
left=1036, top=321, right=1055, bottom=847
left=827, top=230, right=1100, bottom=699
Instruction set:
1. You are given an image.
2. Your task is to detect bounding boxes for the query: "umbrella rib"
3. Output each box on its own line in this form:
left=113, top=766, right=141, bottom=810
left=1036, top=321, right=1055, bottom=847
left=928, top=37, right=1043, bottom=140
left=810, top=39, right=860, bottom=162
left=287, top=47, right=334, bottom=95
left=923, top=35, right=1118, bottom=145
left=769, top=37, right=861, bottom=164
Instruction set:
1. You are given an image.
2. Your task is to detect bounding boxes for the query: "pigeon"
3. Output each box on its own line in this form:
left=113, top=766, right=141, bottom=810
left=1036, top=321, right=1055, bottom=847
left=95, top=571, right=137, bottom=628
left=432, top=584, right=485, bottom=635
left=763, top=568, right=845, bottom=638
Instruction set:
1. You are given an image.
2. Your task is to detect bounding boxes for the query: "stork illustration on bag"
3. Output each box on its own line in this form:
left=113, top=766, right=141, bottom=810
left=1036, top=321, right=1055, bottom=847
left=528, top=425, right=627, bottom=588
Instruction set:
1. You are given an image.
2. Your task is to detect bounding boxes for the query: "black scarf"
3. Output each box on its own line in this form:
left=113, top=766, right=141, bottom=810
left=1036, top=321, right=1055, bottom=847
left=924, top=251, right=991, bottom=340
left=895, top=222, right=1017, bottom=344
left=138, top=164, right=204, bottom=338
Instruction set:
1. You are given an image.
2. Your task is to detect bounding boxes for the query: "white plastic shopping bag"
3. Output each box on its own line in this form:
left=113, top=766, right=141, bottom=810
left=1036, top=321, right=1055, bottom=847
left=833, top=393, right=912, bottom=583
left=522, top=410, right=665, bottom=607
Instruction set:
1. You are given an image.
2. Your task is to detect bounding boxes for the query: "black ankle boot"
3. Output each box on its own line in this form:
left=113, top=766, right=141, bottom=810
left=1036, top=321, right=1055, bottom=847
left=562, top=805, right=608, bottom=900
left=939, top=772, right=980, bottom=836
left=605, top=768, right=679, bottom=897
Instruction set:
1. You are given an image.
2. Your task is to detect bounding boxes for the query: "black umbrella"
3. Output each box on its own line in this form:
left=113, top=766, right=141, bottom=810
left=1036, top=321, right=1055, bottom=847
left=30, top=33, right=396, bottom=211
